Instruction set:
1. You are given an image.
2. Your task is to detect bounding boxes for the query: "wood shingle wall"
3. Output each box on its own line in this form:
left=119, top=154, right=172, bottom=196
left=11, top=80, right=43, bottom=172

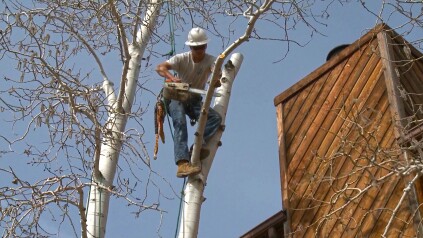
left=273, top=24, right=423, bottom=237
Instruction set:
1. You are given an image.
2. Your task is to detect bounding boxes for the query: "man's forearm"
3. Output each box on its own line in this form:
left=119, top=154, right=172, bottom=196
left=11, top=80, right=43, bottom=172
left=156, top=63, right=180, bottom=82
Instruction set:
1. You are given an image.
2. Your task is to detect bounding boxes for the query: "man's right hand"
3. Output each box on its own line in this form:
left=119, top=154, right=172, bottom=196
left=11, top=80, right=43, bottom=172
left=166, top=77, right=182, bottom=83
left=156, top=62, right=181, bottom=82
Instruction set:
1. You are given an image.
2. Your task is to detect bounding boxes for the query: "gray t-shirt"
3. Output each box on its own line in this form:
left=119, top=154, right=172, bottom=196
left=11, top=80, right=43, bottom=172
left=167, top=52, right=216, bottom=90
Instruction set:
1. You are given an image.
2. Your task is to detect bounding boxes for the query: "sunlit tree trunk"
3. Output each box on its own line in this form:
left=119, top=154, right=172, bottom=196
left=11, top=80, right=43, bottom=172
left=85, top=1, right=162, bottom=237
left=178, top=53, right=244, bottom=238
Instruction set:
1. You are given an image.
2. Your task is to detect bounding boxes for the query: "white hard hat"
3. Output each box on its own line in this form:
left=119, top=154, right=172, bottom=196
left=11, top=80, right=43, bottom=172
left=185, top=27, right=209, bottom=46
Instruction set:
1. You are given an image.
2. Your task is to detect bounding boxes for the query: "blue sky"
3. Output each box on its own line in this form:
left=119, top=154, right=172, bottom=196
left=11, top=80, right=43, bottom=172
left=1, top=1, right=421, bottom=238
left=112, top=2, right=419, bottom=238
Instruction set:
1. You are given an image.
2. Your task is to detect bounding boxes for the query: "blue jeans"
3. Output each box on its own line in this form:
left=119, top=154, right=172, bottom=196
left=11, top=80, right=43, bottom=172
left=168, top=97, right=222, bottom=164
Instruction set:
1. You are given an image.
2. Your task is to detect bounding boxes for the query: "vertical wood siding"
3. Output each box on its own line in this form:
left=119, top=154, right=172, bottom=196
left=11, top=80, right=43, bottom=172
left=274, top=25, right=423, bottom=237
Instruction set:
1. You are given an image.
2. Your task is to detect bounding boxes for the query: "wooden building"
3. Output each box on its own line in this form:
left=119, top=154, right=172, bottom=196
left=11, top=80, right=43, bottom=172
left=240, top=211, right=286, bottom=238
left=242, top=24, right=423, bottom=237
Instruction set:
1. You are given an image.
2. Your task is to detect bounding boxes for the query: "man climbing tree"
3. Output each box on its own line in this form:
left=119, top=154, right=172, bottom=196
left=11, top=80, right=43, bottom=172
left=155, top=27, right=222, bottom=178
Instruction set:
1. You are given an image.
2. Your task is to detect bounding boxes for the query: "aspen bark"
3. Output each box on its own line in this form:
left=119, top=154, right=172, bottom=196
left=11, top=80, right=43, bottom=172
left=85, top=1, right=162, bottom=237
left=178, top=53, right=244, bottom=238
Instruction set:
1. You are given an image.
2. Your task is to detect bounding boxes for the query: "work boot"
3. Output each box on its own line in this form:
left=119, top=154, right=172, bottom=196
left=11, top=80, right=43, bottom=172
left=176, top=160, right=201, bottom=178
left=189, top=145, right=210, bottom=160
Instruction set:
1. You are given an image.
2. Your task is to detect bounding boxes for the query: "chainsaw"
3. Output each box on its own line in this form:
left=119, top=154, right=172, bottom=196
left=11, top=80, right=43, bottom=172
left=162, top=82, right=221, bottom=102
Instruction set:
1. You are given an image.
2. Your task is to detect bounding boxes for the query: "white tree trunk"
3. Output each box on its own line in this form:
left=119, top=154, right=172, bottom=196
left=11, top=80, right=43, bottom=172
left=86, top=1, right=162, bottom=237
left=178, top=53, right=244, bottom=238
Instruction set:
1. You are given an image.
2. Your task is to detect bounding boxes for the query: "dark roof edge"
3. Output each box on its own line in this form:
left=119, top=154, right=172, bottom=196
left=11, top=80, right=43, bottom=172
left=240, top=210, right=287, bottom=238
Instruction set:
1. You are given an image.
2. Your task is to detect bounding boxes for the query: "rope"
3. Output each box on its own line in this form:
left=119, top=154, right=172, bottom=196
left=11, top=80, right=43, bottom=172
left=160, top=95, right=184, bottom=238
left=168, top=1, right=176, bottom=57
left=159, top=1, right=185, bottom=237
left=163, top=0, right=176, bottom=57
left=85, top=174, right=104, bottom=238
left=98, top=181, right=103, bottom=238
left=174, top=177, right=186, bottom=238
left=168, top=16, right=176, bottom=57
left=85, top=175, right=92, bottom=219
left=156, top=2, right=187, bottom=236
